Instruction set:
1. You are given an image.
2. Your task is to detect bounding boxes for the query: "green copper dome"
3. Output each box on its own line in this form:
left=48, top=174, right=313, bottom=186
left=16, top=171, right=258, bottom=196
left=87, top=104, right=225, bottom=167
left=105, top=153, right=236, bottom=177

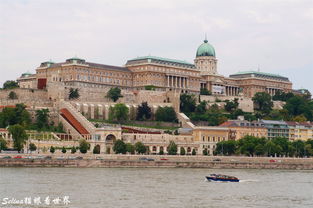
left=196, top=39, right=216, bottom=57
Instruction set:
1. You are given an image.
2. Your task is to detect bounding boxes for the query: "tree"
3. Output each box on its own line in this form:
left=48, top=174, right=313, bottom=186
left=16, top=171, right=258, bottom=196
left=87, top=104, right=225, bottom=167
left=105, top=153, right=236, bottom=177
left=71, top=146, right=77, bottom=154
left=126, top=143, right=135, bottom=154
left=180, top=147, right=186, bottom=155
left=109, top=104, right=129, bottom=123
left=8, top=124, right=28, bottom=152
left=167, top=141, right=177, bottom=155
left=155, top=106, right=177, bottom=122
left=180, top=93, right=196, bottom=115
left=50, top=146, right=55, bottom=154
left=61, top=146, right=67, bottom=153
left=252, top=92, right=273, bottom=116
left=29, top=143, right=37, bottom=152
left=135, top=142, right=147, bottom=154
left=113, top=139, right=126, bottom=154
left=106, top=87, right=123, bottom=102
left=35, top=109, right=50, bottom=130
left=0, top=136, right=7, bottom=151
left=192, top=149, right=196, bottom=155
left=136, top=102, right=152, bottom=120
left=3, top=80, right=19, bottom=89
left=144, top=85, right=156, bottom=91
left=79, top=139, right=90, bottom=154
left=215, top=140, right=237, bottom=155
left=195, top=101, right=207, bottom=114
left=0, top=104, right=31, bottom=128
left=200, top=88, right=212, bottom=95
left=284, top=96, right=312, bottom=121
left=255, top=144, right=265, bottom=156
left=93, top=145, right=100, bottom=154
left=8, top=91, right=18, bottom=100
left=69, top=88, right=80, bottom=100
left=203, top=148, right=208, bottom=155
left=224, top=98, right=239, bottom=113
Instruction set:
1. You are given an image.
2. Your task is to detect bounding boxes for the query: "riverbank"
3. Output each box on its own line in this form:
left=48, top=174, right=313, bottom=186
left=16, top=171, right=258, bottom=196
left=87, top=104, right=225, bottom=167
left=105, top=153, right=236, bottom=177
left=1, top=154, right=313, bottom=169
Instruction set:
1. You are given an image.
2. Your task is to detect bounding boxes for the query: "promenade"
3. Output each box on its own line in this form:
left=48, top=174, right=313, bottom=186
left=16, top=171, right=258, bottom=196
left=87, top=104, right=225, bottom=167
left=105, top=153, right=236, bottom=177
left=1, top=154, right=313, bottom=169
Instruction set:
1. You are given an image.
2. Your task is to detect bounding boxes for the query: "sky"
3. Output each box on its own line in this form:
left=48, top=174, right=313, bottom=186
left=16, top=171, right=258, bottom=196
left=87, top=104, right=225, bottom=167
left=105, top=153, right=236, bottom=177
left=0, top=0, right=312, bottom=92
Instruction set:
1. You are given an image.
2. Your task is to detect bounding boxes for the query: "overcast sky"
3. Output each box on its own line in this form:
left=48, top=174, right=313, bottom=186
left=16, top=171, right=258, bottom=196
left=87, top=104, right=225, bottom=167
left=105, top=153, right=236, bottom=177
left=0, top=0, right=312, bottom=92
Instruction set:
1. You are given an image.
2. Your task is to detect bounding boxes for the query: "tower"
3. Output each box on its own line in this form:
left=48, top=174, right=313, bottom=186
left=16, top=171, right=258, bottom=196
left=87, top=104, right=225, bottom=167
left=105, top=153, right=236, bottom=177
left=194, top=38, right=217, bottom=75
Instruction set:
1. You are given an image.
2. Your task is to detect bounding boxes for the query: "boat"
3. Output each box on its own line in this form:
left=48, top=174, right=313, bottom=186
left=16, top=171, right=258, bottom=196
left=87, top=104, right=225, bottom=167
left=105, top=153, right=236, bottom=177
left=206, top=174, right=239, bottom=182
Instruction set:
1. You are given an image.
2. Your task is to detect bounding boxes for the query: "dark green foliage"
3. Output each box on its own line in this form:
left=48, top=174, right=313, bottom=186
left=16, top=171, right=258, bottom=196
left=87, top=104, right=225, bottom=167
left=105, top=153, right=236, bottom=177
left=109, top=104, right=129, bottom=123
left=71, top=146, right=77, bottom=154
left=180, top=147, right=186, bottom=155
left=224, top=98, right=239, bottom=113
left=192, top=149, right=196, bottom=155
left=144, top=85, right=156, bottom=91
left=215, top=140, right=238, bottom=155
left=62, top=146, right=67, bottom=153
left=0, top=137, right=7, bottom=151
left=195, top=101, right=207, bottom=114
left=202, top=148, right=208, bottom=155
left=93, top=145, right=100, bottom=154
left=180, top=93, right=196, bottom=114
left=113, top=139, right=126, bottom=154
left=272, top=91, right=295, bottom=101
left=50, top=146, right=55, bottom=153
left=126, top=143, right=135, bottom=154
left=8, top=124, right=28, bottom=152
left=3, top=80, right=19, bottom=89
left=200, top=88, right=212, bottom=95
left=252, top=92, right=273, bottom=116
left=167, top=141, right=177, bottom=155
left=35, top=109, right=50, bottom=130
left=29, top=143, right=37, bottom=152
left=79, top=139, right=90, bottom=154
left=8, top=91, right=18, bottom=100
left=0, top=104, right=31, bottom=128
left=155, top=106, right=177, bottom=122
left=106, top=87, right=123, bottom=102
left=69, top=88, right=80, bottom=100
left=284, top=95, right=313, bottom=121
left=136, top=102, right=152, bottom=120
left=135, top=142, right=146, bottom=154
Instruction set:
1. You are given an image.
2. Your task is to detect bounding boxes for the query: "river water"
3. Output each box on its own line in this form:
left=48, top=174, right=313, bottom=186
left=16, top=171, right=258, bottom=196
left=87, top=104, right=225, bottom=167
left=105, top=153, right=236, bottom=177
left=0, top=168, right=312, bottom=208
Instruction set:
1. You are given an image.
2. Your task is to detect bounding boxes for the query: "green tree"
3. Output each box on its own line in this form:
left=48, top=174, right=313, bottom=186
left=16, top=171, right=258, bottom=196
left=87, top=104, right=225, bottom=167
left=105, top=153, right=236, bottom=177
left=255, top=144, right=265, bottom=156
left=3, top=80, right=19, bottom=89
left=29, top=143, right=37, bottom=152
left=224, top=98, right=239, bottom=113
left=35, top=109, right=50, bottom=130
left=195, top=101, right=207, bottom=114
left=264, top=140, right=282, bottom=157
left=136, top=102, right=152, bottom=120
left=50, top=146, right=55, bottom=154
left=202, top=148, right=208, bottom=155
left=155, top=106, right=177, bottom=122
left=284, top=95, right=312, bottom=121
left=0, top=136, right=7, bottom=151
left=180, top=147, right=186, bottom=155
left=79, top=139, right=90, bottom=154
left=8, top=124, right=28, bottom=152
left=69, top=88, right=80, bottom=100
left=192, top=149, right=196, bottom=155
left=113, top=139, right=126, bottom=154
left=71, top=146, right=77, bottom=154
left=215, top=140, right=237, bottom=155
left=167, top=141, right=177, bottom=155
left=180, top=93, right=196, bottom=115
left=109, top=104, right=129, bottom=123
left=93, top=145, right=100, bottom=154
left=126, top=143, right=135, bottom=154
left=135, top=142, right=147, bottom=154
left=252, top=92, right=273, bottom=116
left=106, top=87, right=123, bottom=102
left=62, top=146, right=67, bottom=153
left=8, top=91, right=18, bottom=100
left=200, top=88, right=212, bottom=95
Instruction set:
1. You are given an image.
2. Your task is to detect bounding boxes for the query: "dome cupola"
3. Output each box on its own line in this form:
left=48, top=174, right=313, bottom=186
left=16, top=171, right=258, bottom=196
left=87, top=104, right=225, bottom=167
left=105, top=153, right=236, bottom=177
left=196, top=39, right=216, bottom=57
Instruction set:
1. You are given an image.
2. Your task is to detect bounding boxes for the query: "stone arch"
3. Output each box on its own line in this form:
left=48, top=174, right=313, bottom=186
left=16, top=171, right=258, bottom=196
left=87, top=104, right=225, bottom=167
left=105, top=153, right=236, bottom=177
left=105, top=134, right=116, bottom=143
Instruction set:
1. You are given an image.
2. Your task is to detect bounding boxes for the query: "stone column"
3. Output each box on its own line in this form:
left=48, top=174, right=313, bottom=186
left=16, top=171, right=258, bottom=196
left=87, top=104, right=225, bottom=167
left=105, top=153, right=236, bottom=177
left=167, top=76, right=169, bottom=87
left=171, top=76, right=174, bottom=87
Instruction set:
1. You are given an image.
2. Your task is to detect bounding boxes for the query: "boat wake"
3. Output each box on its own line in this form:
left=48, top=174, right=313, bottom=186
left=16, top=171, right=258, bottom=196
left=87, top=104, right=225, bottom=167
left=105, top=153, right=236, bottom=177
left=239, top=179, right=259, bottom=183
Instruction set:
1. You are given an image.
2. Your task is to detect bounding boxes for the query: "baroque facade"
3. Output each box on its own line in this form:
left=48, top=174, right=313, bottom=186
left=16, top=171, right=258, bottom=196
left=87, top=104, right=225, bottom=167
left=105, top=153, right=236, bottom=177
left=17, top=39, right=292, bottom=98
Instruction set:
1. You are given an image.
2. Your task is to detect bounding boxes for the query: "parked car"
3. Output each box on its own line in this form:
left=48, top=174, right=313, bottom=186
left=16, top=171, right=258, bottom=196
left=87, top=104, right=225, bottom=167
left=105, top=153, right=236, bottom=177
left=96, top=157, right=104, bottom=160
left=139, top=157, right=148, bottom=161
left=76, top=156, right=83, bottom=160
left=160, top=158, right=168, bottom=161
left=68, top=156, right=76, bottom=160
left=1, top=156, right=11, bottom=159
left=213, top=158, right=221, bottom=162
left=44, top=156, right=52, bottom=160
left=146, top=158, right=155, bottom=161
left=14, top=156, right=22, bottom=159
left=269, top=159, right=276, bottom=163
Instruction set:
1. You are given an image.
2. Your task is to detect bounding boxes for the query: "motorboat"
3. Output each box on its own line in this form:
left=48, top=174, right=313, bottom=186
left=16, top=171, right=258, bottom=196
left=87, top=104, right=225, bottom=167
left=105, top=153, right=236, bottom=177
left=206, top=174, right=239, bottom=182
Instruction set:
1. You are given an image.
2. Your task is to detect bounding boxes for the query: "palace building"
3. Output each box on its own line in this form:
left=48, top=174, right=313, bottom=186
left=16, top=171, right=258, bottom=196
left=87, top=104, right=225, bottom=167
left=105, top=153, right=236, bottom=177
left=17, top=39, right=292, bottom=98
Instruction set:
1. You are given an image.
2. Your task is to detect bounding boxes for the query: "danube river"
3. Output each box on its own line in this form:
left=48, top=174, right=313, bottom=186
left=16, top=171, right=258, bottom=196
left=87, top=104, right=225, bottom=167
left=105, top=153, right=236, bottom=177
left=0, top=168, right=312, bottom=208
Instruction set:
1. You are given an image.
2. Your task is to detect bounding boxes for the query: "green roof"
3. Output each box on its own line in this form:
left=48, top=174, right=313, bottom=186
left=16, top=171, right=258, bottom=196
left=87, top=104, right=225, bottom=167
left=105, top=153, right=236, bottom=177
left=196, top=39, right=216, bottom=57
left=231, top=71, right=287, bottom=78
left=128, top=56, right=194, bottom=66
